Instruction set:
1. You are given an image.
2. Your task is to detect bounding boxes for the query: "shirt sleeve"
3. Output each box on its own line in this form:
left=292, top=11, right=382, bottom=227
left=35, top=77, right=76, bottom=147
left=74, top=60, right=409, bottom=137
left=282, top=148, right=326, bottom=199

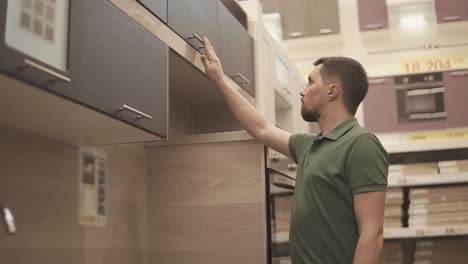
left=288, top=133, right=315, bottom=164
left=346, top=133, right=389, bottom=195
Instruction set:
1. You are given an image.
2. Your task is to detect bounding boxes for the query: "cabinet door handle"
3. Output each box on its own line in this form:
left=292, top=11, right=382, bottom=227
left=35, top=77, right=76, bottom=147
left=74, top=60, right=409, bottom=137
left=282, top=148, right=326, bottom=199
left=188, top=33, right=205, bottom=50
left=117, top=104, right=152, bottom=120
left=231, top=73, right=251, bottom=85
left=368, top=78, right=386, bottom=84
left=406, top=87, right=445, bottom=96
left=365, top=24, right=383, bottom=30
left=319, top=28, right=333, bottom=35
left=1, top=206, right=16, bottom=235
left=24, top=59, right=71, bottom=83
left=443, top=16, right=461, bottom=22
left=450, top=71, right=468, bottom=77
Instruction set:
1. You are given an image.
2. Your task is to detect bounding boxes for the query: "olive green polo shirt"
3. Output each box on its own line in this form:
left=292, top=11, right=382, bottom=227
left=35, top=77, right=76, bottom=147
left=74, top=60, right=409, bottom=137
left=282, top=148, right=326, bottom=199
left=288, top=117, right=389, bottom=264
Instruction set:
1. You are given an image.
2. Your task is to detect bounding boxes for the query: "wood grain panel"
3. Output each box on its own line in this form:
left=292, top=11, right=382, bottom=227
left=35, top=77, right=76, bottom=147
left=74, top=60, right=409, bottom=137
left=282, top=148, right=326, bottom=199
left=146, top=141, right=264, bottom=206
left=148, top=204, right=265, bottom=264
left=0, top=126, right=147, bottom=264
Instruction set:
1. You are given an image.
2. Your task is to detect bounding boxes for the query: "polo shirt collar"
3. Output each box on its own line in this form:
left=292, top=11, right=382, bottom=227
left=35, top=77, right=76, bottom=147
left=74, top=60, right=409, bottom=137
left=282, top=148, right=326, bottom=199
left=316, top=117, right=358, bottom=141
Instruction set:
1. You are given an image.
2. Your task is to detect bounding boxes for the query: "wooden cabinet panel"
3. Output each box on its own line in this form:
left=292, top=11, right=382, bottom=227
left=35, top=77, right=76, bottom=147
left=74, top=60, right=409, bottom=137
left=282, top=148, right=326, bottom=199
left=357, top=0, right=389, bottom=31
left=69, top=0, right=168, bottom=138
left=137, top=0, right=167, bottom=23
left=363, top=78, right=398, bottom=133
left=168, top=0, right=219, bottom=52
left=308, top=0, right=340, bottom=36
left=435, top=0, right=468, bottom=23
left=444, top=70, right=468, bottom=128
left=279, top=0, right=308, bottom=39
left=218, top=3, right=255, bottom=96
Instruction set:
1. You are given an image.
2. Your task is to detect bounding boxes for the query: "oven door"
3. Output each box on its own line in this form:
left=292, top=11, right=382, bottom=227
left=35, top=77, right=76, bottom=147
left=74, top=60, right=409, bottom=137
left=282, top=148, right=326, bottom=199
left=397, top=86, right=446, bottom=122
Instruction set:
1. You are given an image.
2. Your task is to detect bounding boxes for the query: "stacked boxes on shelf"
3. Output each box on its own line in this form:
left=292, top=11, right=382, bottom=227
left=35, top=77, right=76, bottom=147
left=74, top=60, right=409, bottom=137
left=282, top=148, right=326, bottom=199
left=384, top=188, right=403, bottom=228
left=413, top=238, right=468, bottom=264
left=439, top=159, right=468, bottom=174
left=380, top=240, right=404, bottom=264
left=409, top=185, right=468, bottom=228
left=388, top=162, right=439, bottom=183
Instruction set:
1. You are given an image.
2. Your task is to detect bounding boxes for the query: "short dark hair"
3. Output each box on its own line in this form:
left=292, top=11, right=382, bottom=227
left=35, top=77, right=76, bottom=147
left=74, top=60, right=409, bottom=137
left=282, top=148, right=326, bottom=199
left=313, top=57, right=368, bottom=115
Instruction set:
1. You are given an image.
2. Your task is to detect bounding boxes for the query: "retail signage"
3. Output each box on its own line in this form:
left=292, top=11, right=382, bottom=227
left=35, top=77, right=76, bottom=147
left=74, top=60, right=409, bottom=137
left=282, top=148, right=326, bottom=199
left=399, top=54, right=467, bottom=73
left=407, top=129, right=468, bottom=141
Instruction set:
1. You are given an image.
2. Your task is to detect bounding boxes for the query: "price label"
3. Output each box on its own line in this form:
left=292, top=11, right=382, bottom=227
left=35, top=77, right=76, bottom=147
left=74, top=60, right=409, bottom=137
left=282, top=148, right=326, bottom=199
left=400, top=54, right=467, bottom=73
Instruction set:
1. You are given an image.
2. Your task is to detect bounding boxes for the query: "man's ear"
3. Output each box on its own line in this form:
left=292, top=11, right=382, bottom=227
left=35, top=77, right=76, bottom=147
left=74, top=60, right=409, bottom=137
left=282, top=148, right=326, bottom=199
left=327, top=83, right=341, bottom=100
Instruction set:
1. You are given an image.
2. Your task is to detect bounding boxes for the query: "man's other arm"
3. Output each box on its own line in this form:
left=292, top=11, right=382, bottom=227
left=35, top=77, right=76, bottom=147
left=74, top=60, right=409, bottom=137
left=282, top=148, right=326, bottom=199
left=353, top=191, right=386, bottom=264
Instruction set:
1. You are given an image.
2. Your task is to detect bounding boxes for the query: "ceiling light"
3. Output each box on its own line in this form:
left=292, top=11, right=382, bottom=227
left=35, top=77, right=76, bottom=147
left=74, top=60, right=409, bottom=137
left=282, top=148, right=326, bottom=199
left=400, top=15, right=426, bottom=30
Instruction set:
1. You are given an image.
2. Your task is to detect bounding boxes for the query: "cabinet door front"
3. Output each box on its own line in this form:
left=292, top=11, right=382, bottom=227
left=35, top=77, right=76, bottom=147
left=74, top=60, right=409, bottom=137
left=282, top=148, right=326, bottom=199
left=70, top=0, right=168, bottom=138
left=0, top=0, right=71, bottom=95
left=308, top=0, right=340, bottom=36
left=168, top=0, right=218, bottom=52
left=137, top=0, right=167, bottom=23
left=435, top=0, right=468, bottom=23
left=444, top=70, right=468, bottom=128
left=363, top=78, right=398, bottom=133
left=357, top=0, right=389, bottom=31
left=218, top=3, right=255, bottom=97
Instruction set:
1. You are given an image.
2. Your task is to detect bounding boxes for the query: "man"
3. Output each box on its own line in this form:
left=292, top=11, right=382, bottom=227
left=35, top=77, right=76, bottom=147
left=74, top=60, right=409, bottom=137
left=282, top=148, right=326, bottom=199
left=201, top=37, right=389, bottom=264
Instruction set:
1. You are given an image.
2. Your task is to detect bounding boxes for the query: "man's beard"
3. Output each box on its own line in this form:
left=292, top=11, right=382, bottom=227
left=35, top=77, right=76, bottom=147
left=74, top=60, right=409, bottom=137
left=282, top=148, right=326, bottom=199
left=301, top=107, right=319, bottom=122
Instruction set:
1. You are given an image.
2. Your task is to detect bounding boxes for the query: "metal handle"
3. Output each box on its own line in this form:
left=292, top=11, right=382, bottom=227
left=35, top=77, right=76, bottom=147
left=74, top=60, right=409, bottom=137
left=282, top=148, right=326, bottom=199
left=451, top=71, right=468, bottom=77
left=273, top=182, right=295, bottom=190
left=406, top=87, right=445, bottom=96
left=270, top=153, right=280, bottom=162
left=319, top=28, right=333, bottom=35
left=365, top=24, right=383, bottom=30
left=231, top=73, right=251, bottom=85
left=117, top=104, right=152, bottom=120
left=188, top=33, right=205, bottom=50
left=2, top=206, right=16, bottom=235
left=443, top=16, right=460, bottom=22
left=409, top=112, right=447, bottom=120
left=368, top=78, right=386, bottom=85
left=24, top=59, right=71, bottom=83
left=287, top=163, right=297, bottom=171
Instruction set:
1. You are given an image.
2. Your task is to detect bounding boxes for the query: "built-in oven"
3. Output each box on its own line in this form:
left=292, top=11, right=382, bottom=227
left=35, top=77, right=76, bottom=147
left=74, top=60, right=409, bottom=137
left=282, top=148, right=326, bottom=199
left=266, top=148, right=296, bottom=264
left=395, top=72, right=446, bottom=123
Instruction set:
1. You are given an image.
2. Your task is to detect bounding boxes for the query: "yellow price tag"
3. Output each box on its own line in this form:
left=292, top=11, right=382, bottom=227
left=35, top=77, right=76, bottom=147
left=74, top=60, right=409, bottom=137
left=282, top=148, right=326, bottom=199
left=408, top=129, right=468, bottom=141
left=400, top=54, right=468, bottom=74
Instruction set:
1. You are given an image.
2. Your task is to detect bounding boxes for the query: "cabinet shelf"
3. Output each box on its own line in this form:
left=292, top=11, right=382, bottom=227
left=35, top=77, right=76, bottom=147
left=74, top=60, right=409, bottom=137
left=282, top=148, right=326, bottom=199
left=383, top=226, right=468, bottom=239
left=388, top=172, right=468, bottom=187
left=273, top=226, right=468, bottom=243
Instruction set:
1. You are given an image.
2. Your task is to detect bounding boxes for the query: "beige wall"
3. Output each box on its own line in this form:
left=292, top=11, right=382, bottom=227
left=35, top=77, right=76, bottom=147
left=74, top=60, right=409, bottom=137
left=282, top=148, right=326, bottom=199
left=0, top=126, right=147, bottom=264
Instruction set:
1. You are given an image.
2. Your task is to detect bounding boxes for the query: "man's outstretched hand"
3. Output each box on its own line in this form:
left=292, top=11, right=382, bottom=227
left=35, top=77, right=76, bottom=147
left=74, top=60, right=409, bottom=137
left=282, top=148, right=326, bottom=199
left=200, top=37, right=225, bottom=84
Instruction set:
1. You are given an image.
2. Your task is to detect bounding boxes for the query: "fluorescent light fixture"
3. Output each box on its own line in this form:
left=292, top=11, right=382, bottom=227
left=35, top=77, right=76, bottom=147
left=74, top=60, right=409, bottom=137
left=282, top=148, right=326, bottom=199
left=400, top=15, right=426, bottom=30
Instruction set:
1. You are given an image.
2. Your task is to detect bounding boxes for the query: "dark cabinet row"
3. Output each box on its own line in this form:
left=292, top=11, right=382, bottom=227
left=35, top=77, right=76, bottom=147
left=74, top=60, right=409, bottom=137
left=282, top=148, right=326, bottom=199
left=138, top=0, right=255, bottom=96
left=358, top=0, right=468, bottom=32
left=0, top=0, right=168, bottom=139
left=363, top=70, right=468, bottom=133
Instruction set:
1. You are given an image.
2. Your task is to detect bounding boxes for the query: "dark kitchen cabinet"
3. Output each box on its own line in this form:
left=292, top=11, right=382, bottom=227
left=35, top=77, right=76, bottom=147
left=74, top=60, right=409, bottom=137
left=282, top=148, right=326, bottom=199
left=168, top=0, right=219, bottom=53
left=218, top=2, right=255, bottom=97
left=307, top=0, right=340, bottom=36
left=363, top=77, right=398, bottom=133
left=434, top=0, right=468, bottom=23
left=69, top=0, right=168, bottom=138
left=444, top=70, right=468, bottom=128
left=0, top=0, right=71, bottom=97
left=357, top=0, right=389, bottom=31
left=137, top=0, right=168, bottom=23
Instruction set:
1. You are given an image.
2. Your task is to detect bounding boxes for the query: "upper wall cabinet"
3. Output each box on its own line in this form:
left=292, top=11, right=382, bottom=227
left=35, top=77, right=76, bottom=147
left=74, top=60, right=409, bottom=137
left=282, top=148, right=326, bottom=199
left=218, top=2, right=255, bottom=96
left=357, top=0, right=389, bottom=31
left=280, top=0, right=340, bottom=39
left=138, top=0, right=167, bottom=23
left=168, top=0, right=219, bottom=53
left=0, top=0, right=72, bottom=96
left=69, top=0, right=168, bottom=138
left=444, top=70, right=468, bottom=128
left=434, top=0, right=468, bottom=23
left=307, top=0, right=340, bottom=36
left=363, top=77, right=397, bottom=133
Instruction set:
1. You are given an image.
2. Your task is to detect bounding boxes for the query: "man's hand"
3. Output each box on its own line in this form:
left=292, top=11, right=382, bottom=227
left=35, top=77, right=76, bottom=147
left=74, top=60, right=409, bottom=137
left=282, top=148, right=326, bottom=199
left=201, top=37, right=225, bottom=84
